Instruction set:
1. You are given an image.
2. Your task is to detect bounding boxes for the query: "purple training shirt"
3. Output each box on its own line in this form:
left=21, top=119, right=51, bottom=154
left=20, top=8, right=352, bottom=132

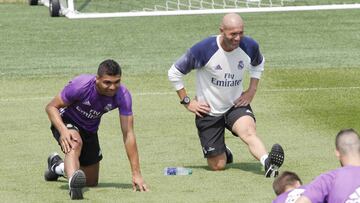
left=272, top=185, right=307, bottom=203
left=302, top=165, right=360, bottom=203
left=60, top=74, right=133, bottom=133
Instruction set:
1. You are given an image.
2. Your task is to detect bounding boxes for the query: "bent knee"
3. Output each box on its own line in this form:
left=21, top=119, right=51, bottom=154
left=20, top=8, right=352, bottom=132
left=208, top=162, right=226, bottom=171
left=207, top=153, right=227, bottom=171
left=71, top=139, right=83, bottom=150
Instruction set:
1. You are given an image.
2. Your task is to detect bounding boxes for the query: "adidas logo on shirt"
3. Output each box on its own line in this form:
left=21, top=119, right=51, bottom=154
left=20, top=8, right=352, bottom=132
left=215, top=65, right=222, bottom=70
left=82, top=101, right=91, bottom=106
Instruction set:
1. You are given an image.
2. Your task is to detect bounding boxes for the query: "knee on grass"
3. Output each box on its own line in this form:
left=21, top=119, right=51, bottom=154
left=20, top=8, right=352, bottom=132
left=208, top=162, right=226, bottom=171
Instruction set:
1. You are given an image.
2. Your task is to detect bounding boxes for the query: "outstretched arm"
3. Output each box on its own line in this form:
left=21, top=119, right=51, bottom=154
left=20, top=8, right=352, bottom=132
left=45, top=94, right=77, bottom=153
left=120, top=115, right=149, bottom=192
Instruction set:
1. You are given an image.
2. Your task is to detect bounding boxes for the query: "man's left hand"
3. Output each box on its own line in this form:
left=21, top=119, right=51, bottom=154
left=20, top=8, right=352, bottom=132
left=132, top=174, right=149, bottom=192
left=234, top=89, right=256, bottom=107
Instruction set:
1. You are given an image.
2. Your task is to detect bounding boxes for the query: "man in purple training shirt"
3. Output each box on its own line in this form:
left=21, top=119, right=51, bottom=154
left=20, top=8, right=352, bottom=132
left=44, top=59, right=149, bottom=200
left=296, top=128, right=360, bottom=203
left=272, top=171, right=306, bottom=203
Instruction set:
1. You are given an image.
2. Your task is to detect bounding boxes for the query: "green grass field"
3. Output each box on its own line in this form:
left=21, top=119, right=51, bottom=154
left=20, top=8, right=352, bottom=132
left=1, top=2, right=360, bottom=202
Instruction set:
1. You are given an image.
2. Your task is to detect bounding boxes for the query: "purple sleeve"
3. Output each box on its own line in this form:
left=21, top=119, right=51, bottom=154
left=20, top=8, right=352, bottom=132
left=117, top=87, right=133, bottom=116
left=60, top=77, right=83, bottom=104
left=302, top=172, right=334, bottom=203
left=272, top=195, right=284, bottom=203
left=272, top=191, right=288, bottom=203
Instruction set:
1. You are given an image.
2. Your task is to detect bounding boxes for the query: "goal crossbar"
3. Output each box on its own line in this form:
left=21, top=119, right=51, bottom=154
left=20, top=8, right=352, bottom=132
left=56, top=2, right=360, bottom=19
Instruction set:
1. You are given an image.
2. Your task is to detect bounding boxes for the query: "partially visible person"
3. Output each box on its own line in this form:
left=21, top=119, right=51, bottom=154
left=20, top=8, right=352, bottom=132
left=44, top=59, right=149, bottom=200
left=272, top=171, right=306, bottom=203
left=296, top=128, right=360, bottom=203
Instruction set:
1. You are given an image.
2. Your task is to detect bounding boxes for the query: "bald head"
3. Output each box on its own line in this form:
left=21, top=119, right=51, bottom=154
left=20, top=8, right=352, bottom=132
left=220, top=13, right=244, bottom=30
left=219, top=13, right=244, bottom=51
left=336, top=128, right=360, bottom=155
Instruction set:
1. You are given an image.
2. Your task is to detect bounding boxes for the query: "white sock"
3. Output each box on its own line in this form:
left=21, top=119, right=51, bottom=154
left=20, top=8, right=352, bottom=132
left=68, top=175, right=73, bottom=188
left=260, top=154, right=268, bottom=166
left=54, top=162, right=65, bottom=176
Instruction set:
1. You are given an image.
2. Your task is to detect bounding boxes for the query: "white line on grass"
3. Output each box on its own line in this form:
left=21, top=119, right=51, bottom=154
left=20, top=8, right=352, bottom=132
left=1, top=86, right=359, bottom=102
left=263, top=86, right=360, bottom=92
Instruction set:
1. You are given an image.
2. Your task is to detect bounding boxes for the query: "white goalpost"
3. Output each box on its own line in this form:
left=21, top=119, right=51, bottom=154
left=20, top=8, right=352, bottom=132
left=29, top=0, right=360, bottom=19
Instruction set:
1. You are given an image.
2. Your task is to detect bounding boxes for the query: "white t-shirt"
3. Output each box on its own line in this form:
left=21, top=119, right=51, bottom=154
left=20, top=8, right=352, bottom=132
left=168, top=35, right=264, bottom=116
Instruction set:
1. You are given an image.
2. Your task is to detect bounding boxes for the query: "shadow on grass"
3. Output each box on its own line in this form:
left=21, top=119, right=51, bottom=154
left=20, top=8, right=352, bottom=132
left=231, top=162, right=263, bottom=175
left=59, top=182, right=133, bottom=190
left=185, top=162, right=263, bottom=175
left=96, top=182, right=133, bottom=189
left=57, top=182, right=133, bottom=200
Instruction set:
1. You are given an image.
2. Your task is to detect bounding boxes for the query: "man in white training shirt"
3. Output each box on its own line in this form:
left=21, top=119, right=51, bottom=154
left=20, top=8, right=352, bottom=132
left=168, top=13, right=284, bottom=177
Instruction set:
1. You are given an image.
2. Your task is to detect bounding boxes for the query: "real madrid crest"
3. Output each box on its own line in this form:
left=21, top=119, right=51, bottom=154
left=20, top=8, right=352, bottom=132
left=238, top=60, right=244, bottom=70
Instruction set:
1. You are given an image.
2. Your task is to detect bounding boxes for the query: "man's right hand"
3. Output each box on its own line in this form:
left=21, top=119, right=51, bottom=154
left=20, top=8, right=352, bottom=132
left=185, top=100, right=210, bottom=117
left=59, top=129, right=78, bottom=153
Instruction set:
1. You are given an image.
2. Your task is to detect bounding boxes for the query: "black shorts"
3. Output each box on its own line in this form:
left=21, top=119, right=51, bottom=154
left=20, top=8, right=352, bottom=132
left=195, top=105, right=256, bottom=158
left=50, top=116, right=103, bottom=166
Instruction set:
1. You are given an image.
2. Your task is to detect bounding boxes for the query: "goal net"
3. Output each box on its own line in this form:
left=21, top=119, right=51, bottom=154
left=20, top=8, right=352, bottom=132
left=38, top=0, right=360, bottom=19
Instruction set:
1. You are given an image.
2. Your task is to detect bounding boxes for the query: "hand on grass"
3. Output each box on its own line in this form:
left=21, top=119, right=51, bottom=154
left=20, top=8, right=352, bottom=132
left=132, top=174, right=149, bottom=192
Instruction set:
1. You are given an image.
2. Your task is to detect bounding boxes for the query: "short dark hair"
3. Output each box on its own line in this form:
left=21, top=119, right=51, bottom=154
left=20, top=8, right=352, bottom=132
left=335, top=128, right=360, bottom=154
left=97, top=59, right=122, bottom=77
left=273, top=171, right=302, bottom=195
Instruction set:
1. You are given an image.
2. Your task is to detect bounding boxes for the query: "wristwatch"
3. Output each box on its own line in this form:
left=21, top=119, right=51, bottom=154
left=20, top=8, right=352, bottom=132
left=180, top=96, right=191, bottom=105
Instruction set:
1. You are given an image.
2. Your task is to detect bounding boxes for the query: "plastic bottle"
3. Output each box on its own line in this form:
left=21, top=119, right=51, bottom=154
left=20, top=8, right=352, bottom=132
left=163, top=167, right=192, bottom=175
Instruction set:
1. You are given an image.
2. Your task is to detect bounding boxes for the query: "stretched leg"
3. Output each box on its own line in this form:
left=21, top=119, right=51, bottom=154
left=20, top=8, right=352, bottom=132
left=232, top=115, right=284, bottom=177
left=232, top=115, right=267, bottom=160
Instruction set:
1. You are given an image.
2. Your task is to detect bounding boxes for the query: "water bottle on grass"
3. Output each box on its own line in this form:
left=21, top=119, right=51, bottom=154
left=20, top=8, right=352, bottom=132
left=163, top=167, right=192, bottom=175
